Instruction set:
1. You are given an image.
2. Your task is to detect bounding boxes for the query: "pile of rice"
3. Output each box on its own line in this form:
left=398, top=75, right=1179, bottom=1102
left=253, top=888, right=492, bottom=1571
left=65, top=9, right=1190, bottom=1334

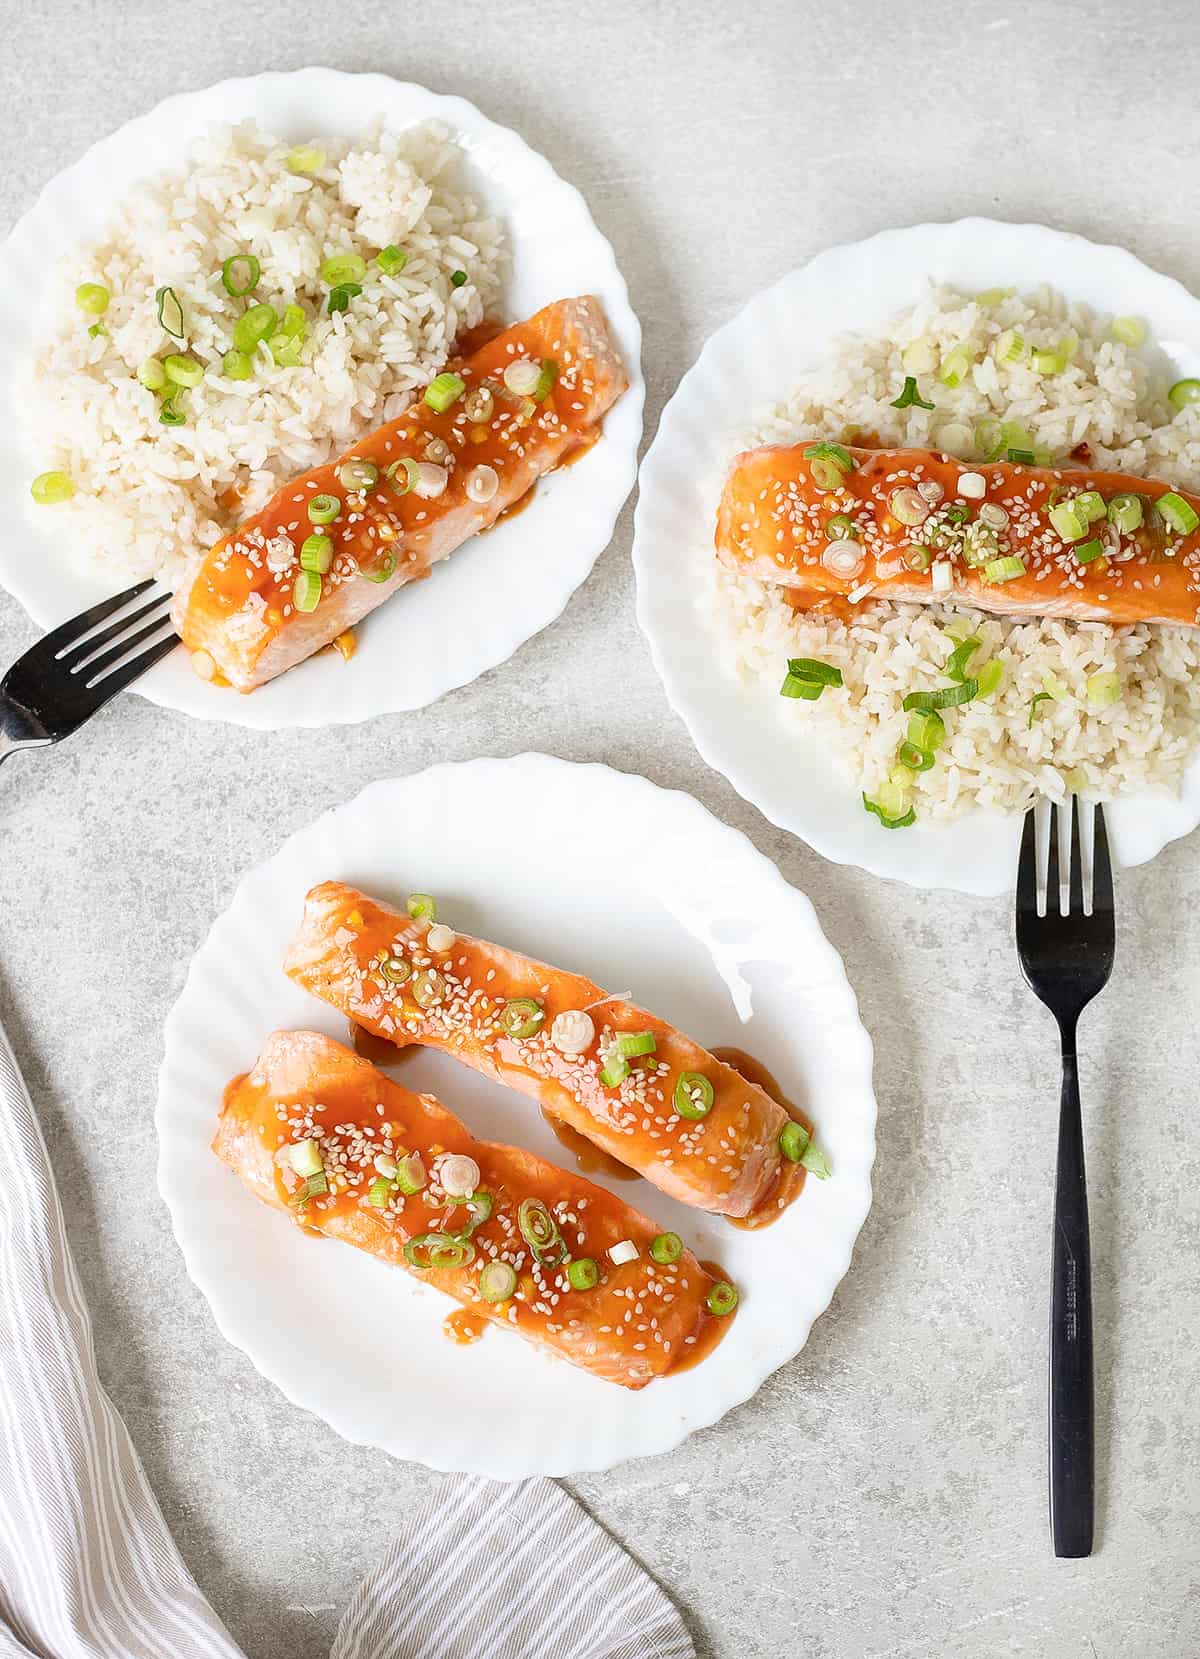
left=703, top=285, right=1200, bottom=818
left=23, top=121, right=505, bottom=585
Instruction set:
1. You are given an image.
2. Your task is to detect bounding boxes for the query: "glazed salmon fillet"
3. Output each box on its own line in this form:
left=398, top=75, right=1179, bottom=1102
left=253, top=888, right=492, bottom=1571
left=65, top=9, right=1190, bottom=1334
left=172, top=296, right=627, bottom=690
left=716, top=443, right=1200, bottom=627
left=214, top=1030, right=728, bottom=1388
left=284, top=883, right=811, bottom=1224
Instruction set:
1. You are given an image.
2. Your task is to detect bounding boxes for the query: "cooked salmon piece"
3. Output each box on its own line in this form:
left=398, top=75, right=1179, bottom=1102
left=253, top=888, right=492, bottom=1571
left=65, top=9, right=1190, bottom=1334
left=172, top=296, right=627, bottom=690
left=214, top=1030, right=729, bottom=1388
left=283, top=883, right=812, bottom=1224
left=716, top=443, right=1200, bottom=627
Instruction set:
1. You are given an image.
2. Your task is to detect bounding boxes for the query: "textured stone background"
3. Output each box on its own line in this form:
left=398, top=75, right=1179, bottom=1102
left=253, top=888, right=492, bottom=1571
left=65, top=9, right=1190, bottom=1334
left=1, top=1, right=1198, bottom=1654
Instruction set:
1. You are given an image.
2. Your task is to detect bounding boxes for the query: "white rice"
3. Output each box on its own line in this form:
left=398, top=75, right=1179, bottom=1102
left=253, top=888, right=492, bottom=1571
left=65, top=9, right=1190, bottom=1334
left=22, top=120, right=505, bottom=585
left=702, top=284, right=1200, bottom=817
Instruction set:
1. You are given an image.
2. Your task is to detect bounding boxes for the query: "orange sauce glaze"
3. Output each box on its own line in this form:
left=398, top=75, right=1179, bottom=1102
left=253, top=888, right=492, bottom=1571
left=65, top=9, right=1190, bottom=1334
left=713, top=1047, right=810, bottom=1231
left=541, top=1109, right=639, bottom=1181
left=444, top=1308, right=488, bottom=1345
left=668, top=1259, right=738, bottom=1374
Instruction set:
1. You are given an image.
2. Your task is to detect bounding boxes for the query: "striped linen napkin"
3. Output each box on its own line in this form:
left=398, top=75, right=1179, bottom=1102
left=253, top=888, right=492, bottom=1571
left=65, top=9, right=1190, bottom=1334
left=0, top=1015, right=693, bottom=1659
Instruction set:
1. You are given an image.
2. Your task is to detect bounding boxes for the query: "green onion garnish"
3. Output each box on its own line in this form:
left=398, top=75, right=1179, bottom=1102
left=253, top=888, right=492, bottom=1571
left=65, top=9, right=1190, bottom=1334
left=379, top=955, right=411, bottom=984
left=896, top=740, right=934, bottom=772
left=1086, top=672, right=1122, bottom=707
left=502, top=998, right=545, bottom=1040
left=1074, top=538, right=1104, bottom=565
left=292, top=1171, right=328, bottom=1204
left=599, top=1053, right=629, bottom=1089
left=1028, top=692, right=1053, bottom=729
left=137, top=357, right=166, bottom=391
left=567, top=1257, right=599, bottom=1291
left=76, top=282, right=109, bottom=316
left=976, top=659, right=1004, bottom=698
left=337, top=458, right=379, bottom=493
left=300, top=532, right=333, bottom=574
left=975, top=287, right=1013, bottom=305
left=403, top=1232, right=476, bottom=1270
left=983, top=555, right=1026, bottom=584
left=617, top=1031, right=656, bottom=1058
left=902, top=680, right=978, bottom=712
left=674, top=1072, right=714, bottom=1121
left=803, top=441, right=855, bottom=473
left=287, top=1139, right=324, bottom=1178
left=890, top=375, right=934, bottom=411
left=164, top=353, right=204, bottom=388
left=367, top=1176, right=393, bottom=1208
left=779, top=1122, right=809, bottom=1163
left=826, top=513, right=857, bottom=540
left=279, top=303, right=307, bottom=339
left=707, top=1282, right=739, bottom=1317
left=308, top=493, right=341, bottom=524
left=327, top=283, right=362, bottom=314
left=377, top=245, right=407, bottom=276
left=862, top=793, right=916, bottom=829
left=808, top=458, right=845, bottom=491
left=407, top=893, right=436, bottom=922
left=945, top=635, right=981, bottom=682
left=1156, top=491, right=1199, bottom=535
left=386, top=457, right=419, bottom=494
left=1049, top=500, right=1088, bottom=542
left=518, top=1197, right=562, bottom=1260
left=1167, top=378, right=1200, bottom=413
left=221, top=254, right=260, bottom=297
left=155, top=285, right=185, bottom=339
left=994, top=329, right=1026, bottom=365
left=779, top=657, right=844, bottom=701
left=286, top=146, right=325, bottom=174
left=1107, top=493, right=1143, bottom=532
left=222, top=350, right=253, bottom=380
left=533, top=359, right=558, bottom=402
left=158, top=393, right=186, bottom=427
left=292, top=569, right=322, bottom=612
left=394, top=1153, right=426, bottom=1195
left=1111, top=316, right=1146, bottom=347
left=273, top=336, right=303, bottom=369
left=459, top=1192, right=494, bottom=1232
left=479, top=1261, right=517, bottom=1303
left=451, top=269, right=468, bottom=288
left=30, top=470, right=74, bottom=505
left=360, top=553, right=397, bottom=584
left=233, top=303, right=277, bottom=354
left=944, top=503, right=972, bottom=526
left=411, top=970, right=444, bottom=1008
left=1006, top=448, right=1036, bottom=464
left=1031, top=350, right=1067, bottom=376
left=320, top=252, right=367, bottom=287
left=1073, top=491, right=1106, bottom=523
left=424, top=372, right=466, bottom=414
left=939, top=345, right=973, bottom=388
left=907, top=709, right=946, bottom=751
left=650, top=1232, right=683, bottom=1265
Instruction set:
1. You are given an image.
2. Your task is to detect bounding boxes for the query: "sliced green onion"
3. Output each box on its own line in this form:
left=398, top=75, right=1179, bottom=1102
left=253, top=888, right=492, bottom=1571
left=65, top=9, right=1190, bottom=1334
left=137, top=357, right=166, bottom=391
left=862, top=792, right=916, bottom=829
left=975, top=287, right=1014, bottom=305
left=905, top=545, right=932, bottom=572
left=518, top=1197, right=562, bottom=1258
left=233, top=303, right=277, bottom=354
left=599, top=1052, right=629, bottom=1088
left=808, top=457, right=844, bottom=491
left=943, top=503, right=973, bottom=527
left=945, top=636, right=982, bottom=682
left=533, top=359, right=558, bottom=401
left=320, top=252, right=367, bottom=286
left=327, top=283, right=362, bottom=314
left=896, top=740, right=934, bottom=772
left=287, top=1138, right=324, bottom=1178
left=1107, top=492, right=1143, bottom=532
left=386, top=457, right=419, bottom=494
left=479, top=1260, right=517, bottom=1302
left=292, top=569, right=322, bottom=611
left=976, top=659, right=1004, bottom=698
left=1111, top=316, right=1146, bottom=347
left=779, top=1121, right=810, bottom=1163
left=779, top=656, right=843, bottom=701
left=76, top=282, right=109, bottom=316
left=650, top=1232, right=683, bottom=1265
left=1031, top=350, right=1067, bottom=376
left=451, top=269, right=468, bottom=288
left=974, top=417, right=1004, bottom=459
left=155, top=285, right=185, bottom=339
left=826, top=513, right=857, bottom=540
left=1073, top=490, right=1106, bottom=523
left=707, top=1282, right=739, bottom=1317
left=502, top=998, right=545, bottom=1040
left=377, top=245, right=407, bottom=276
left=1167, top=378, right=1200, bottom=413
left=30, top=470, right=74, bottom=505
left=459, top=1191, right=494, bottom=1232
left=279, top=302, right=307, bottom=339
left=272, top=335, right=303, bottom=369
left=379, top=955, right=411, bottom=984
left=1028, top=692, right=1053, bottom=729
left=938, top=345, right=973, bottom=388
left=300, top=532, right=333, bottom=574
left=890, top=375, right=934, bottom=411
left=221, top=349, right=253, bottom=380
left=983, top=555, right=1026, bottom=584
left=994, top=329, right=1026, bottom=365
left=801, top=1144, right=832, bottom=1178
left=617, top=1031, right=656, bottom=1058
left=1086, top=672, right=1122, bottom=707
left=1156, top=491, right=1199, bottom=535
left=368, top=1176, right=394, bottom=1208
left=802, top=441, right=855, bottom=473
left=158, top=393, right=186, bottom=427
left=403, top=1232, right=475, bottom=1271
left=394, top=1153, right=426, bottom=1195
left=164, top=353, right=204, bottom=388
left=567, top=1257, right=599, bottom=1291
left=308, top=493, right=341, bottom=524
left=674, top=1072, right=714, bottom=1120
left=1074, top=538, right=1105, bottom=565
left=360, top=553, right=396, bottom=584
left=221, top=254, right=260, bottom=297
left=874, top=779, right=910, bottom=820
left=902, top=680, right=978, bottom=712
left=424, top=372, right=466, bottom=414
left=337, top=458, right=379, bottom=493
left=906, top=708, right=946, bottom=752
left=407, top=893, right=436, bottom=922
left=1006, top=448, right=1036, bottom=465
left=292, top=1171, right=328, bottom=1204
left=1049, top=500, right=1089, bottom=542
left=890, top=762, right=917, bottom=790
left=85, top=321, right=104, bottom=342
left=411, top=969, right=444, bottom=1008
left=1042, top=671, right=1067, bottom=701
left=286, top=145, right=325, bottom=173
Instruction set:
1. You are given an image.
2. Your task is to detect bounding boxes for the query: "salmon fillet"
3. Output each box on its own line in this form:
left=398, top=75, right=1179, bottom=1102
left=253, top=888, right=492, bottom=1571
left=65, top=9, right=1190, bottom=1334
left=214, top=1030, right=726, bottom=1388
left=283, top=882, right=807, bottom=1223
left=172, top=296, right=628, bottom=690
left=716, top=443, right=1200, bottom=627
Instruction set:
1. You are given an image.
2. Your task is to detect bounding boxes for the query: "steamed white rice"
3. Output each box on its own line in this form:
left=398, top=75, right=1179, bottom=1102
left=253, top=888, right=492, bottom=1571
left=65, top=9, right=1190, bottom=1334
left=704, top=285, right=1200, bottom=817
left=23, top=120, right=505, bottom=584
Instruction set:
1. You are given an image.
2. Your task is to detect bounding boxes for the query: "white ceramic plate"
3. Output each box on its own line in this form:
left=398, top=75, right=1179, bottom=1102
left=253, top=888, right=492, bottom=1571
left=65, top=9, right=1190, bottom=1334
left=633, top=219, right=1200, bottom=895
left=0, top=70, right=643, bottom=729
left=157, top=755, right=875, bottom=1478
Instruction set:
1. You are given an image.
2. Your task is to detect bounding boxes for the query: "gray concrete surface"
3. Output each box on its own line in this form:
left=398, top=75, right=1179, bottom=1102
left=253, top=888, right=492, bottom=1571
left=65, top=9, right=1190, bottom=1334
left=1, top=1, right=1199, bottom=1654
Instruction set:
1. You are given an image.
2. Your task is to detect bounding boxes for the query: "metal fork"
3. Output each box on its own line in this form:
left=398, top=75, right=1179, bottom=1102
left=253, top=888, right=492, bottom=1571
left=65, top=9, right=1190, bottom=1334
left=0, top=581, right=177, bottom=767
left=1016, top=796, right=1115, bottom=1559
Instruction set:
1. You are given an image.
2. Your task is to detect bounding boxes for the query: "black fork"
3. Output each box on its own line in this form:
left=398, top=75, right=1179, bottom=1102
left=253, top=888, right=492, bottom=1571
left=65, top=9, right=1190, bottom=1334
left=0, top=581, right=177, bottom=766
left=1016, top=796, right=1115, bottom=1558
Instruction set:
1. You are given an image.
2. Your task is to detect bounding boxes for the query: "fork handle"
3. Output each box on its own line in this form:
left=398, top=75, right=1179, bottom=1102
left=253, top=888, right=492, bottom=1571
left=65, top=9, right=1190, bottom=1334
left=1049, top=1039, right=1094, bottom=1557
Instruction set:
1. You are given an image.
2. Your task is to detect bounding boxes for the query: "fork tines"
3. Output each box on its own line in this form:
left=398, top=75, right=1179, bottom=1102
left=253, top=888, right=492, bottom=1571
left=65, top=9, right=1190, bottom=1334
left=1017, top=796, right=1113, bottom=920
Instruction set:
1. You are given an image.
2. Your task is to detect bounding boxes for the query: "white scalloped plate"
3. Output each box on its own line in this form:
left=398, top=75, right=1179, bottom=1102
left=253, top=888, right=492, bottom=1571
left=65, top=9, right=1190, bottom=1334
left=0, top=70, right=643, bottom=729
left=157, top=756, right=875, bottom=1478
left=633, top=219, right=1200, bottom=894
